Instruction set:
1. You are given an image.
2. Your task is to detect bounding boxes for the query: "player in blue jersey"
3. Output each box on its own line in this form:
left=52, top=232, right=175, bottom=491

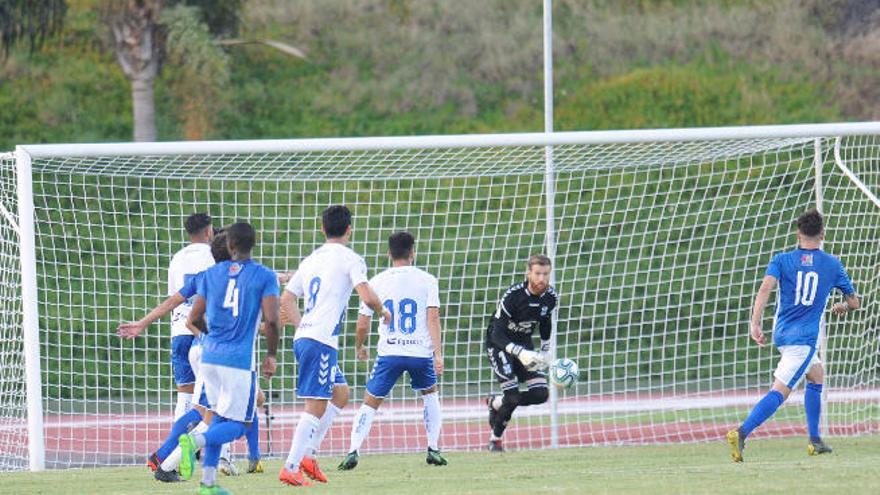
left=727, top=210, right=860, bottom=462
left=177, top=222, right=280, bottom=495
left=278, top=205, right=390, bottom=488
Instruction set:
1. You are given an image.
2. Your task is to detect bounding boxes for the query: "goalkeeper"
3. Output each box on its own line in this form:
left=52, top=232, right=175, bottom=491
left=485, top=255, right=558, bottom=452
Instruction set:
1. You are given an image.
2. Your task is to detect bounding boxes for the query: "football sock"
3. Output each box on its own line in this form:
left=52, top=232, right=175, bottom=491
left=204, top=417, right=246, bottom=450
left=157, top=408, right=202, bottom=460
left=246, top=413, right=261, bottom=461
left=285, top=413, right=319, bottom=471
left=493, top=390, right=522, bottom=438
left=202, top=466, right=217, bottom=487
left=741, top=389, right=785, bottom=438
left=491, top=396, right=503, bottom=410
left=309, top=403, right=341, bottom=456
left=422, top=392, right=442, bottom=451
left=203, top=443, right=221, bottom=468
left=348, top=404, right=377, bottom=453
left=520, top=386, right=549, bottom=406
left=160, top=448, right=181, bottom=472
left=174, top=392, right=193, bottom=421
left=219, top=442, right=231, bottom=461
left=805, top=382, right=823, bottom=440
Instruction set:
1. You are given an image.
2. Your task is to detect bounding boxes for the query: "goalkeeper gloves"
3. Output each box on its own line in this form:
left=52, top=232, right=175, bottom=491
left=505, top=343, right=548, bottom=371
left=540, top=340, right=551, bottom=353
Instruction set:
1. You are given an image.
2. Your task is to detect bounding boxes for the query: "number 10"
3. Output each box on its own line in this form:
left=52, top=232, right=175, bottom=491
left=794, top=271, right=818, bottom=306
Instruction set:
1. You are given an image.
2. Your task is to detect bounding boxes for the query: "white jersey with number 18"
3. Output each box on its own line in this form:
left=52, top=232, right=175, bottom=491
left=360, top=265, right=440, bottom=359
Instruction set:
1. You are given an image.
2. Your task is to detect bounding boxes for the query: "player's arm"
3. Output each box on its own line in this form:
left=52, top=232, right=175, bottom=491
left=427, top=307, right=443, bottom=375
left=260, top=294, right=280, bottom=379
left=280, top=290, right=302, bottom=328
left=490, top=292, right=545, bottom=370
left=832, top=293, right=861, bottom=315
left=537, top=292, right=558, bottom=356
left=187, top=295, right=207, bottom=334
left=355, top=314, right=370, bottom=362
left=749, top=275, right=777, bottom=347
left=116, top=293, right=186, bottom=339
left=355, top=282, right=391, bottom=323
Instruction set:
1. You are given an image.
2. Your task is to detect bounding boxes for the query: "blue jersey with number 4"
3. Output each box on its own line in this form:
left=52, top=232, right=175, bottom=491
left=197, top=259, right=279, bottom=370
left=766, top=248, right=854, bottom=347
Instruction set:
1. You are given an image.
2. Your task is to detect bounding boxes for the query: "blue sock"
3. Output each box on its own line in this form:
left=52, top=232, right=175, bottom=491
left=246, top=413, right=261, bottom=461
left=203, top=443, right=222, bottom=468
left=156, top=408, right=202, bottom=460
left=741, top=390, right=785, bottom=438
left=201, top=415, right=247, bottom=468
left=805, top=383, right=823, bottom=440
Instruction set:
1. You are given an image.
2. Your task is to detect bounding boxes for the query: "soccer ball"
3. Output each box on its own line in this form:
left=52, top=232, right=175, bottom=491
left=549, top=358, right=578, bottom=389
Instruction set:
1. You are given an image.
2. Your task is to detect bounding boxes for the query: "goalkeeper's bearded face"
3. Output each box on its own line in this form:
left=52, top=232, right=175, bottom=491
left=527, top=262, right=551, bottom=294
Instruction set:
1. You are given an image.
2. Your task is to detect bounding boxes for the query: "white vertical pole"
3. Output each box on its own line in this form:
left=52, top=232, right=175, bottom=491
left=16, top=147, right=45, bottom=471
left=813, top=138, right=829, bottom=437
left=543, top=0, right=560, bottom=449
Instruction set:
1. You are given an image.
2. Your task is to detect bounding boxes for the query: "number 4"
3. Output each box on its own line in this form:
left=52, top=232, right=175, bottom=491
left=224, top=279, right=240, bottom=317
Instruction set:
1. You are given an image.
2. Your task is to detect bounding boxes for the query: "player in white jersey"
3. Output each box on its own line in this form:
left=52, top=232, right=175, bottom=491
left=338, top=231, right=446, bottom=470
left=166, top=213, right=216, bottom=421
left=278, top=205, right=390, bottom=488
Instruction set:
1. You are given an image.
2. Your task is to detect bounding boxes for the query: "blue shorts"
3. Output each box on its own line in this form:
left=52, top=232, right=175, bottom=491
left=294, top=338, right=345, bottom=399
left=366, top=355, right=436, bottom=399
left=171, top=335, right=196, bottom=386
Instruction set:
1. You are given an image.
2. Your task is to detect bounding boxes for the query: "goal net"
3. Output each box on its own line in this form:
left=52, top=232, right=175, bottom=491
left=1, top=125, right=878, bottom=470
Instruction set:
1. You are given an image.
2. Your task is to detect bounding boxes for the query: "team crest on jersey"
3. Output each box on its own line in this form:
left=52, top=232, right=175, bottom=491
left=228, top=262, right=243, bottom=276
left=541, top=306, right=549, bottom=316
left=800, top=254, right=814, bottom=267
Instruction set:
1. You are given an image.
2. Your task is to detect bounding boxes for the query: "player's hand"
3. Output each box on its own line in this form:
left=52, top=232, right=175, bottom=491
left=116, top=321, right=146, bottom=339
left=381, top=308, right=392, bottom=325
left=540, top=340, right=551, bottom=353
left=261, top=355, right=277, bottom=379
left=750, top=323, right=766, bottom=347
left=518, top=349, right=548, bottom=371
left=433, top=353, right=444, bottom=375
left=276, top=271, right=294, bottom=285
left=831, top=302, right=849, bottom=315
left=356, top=346, right=369, bottom=362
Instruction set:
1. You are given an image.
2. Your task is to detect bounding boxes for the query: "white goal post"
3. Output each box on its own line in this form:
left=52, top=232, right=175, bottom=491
left=2, top=122, right=879, bottom=471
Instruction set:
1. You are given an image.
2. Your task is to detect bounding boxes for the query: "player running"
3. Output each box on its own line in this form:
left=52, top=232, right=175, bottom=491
left=178, top=222, right=280, bottom=495
left=727, top=209, right=859, bottom=462
left=278, top=205, right=389, bottom=487
left=485, top=255, right=558, bottom=452
left=338, top=231, right=446, bottom=470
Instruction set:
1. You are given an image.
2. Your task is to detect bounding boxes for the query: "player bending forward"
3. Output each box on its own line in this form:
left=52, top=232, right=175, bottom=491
left=338, top=231, right=446, bottom=470
left=178, top=222, right=280, bottom=495
left=485, top=255, right=558, bottom=452
left=278, top=205, right=390, bottom=487
left=727, top=209, right=859, bottom=462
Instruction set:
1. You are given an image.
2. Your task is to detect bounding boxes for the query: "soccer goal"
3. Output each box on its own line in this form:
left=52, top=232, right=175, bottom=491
left=1, top=122, right=878, bottom=471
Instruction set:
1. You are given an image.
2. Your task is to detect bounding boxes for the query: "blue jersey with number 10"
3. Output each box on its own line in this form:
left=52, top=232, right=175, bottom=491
left=197, top=259, right=279, bottom=370
left=766, top=248, right=855, bottom=347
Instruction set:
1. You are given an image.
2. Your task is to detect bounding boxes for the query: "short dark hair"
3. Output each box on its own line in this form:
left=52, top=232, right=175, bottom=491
left=797, top=209, right=824, bottom=237
left=322, top=205, right=352, bottom=238
left=226, top=222, right=256, bottom=255
left=210, top=232, right=231, bottom=262
left=527, top=254, right=552, bottom=269
left=388, top=231, right=415, bottom=260
left=185, top=213, right=212, bottom=236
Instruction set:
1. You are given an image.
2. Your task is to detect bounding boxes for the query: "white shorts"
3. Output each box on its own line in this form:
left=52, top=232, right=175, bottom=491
left=189, top=342, right=204, bottom=402
left=200, top=362, right=257, bottom=422
left=774, top=345, right=821, bottom=389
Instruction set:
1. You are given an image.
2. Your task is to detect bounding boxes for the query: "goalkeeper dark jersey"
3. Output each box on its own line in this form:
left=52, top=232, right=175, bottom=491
left=485, top=281, right=558, bottom=350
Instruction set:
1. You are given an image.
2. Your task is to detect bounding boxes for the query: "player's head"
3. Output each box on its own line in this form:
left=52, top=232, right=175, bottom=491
left=322, top=205, right=352, bottom=241
left=226, top=222, right=256, bottom=259
left=797, top=209, right=824, bottom=242
left=210, top=231, right=231, bottom=262
left=526, top=254, right=552, bottom=294
left=388, top=230, right=415, bottom=263
left=185, top=213, right=213, bottom=243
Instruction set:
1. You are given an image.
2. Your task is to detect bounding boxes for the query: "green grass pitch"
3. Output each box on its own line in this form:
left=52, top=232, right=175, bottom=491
left=2, top=436, right=879, bottom=494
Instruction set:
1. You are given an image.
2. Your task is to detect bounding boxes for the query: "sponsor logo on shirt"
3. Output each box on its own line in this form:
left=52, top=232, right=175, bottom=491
left=801, top=254, right=813, bottom=267
left=386, top=337, right=422, bottom=346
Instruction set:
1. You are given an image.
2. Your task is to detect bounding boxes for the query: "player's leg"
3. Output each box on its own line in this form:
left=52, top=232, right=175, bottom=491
left=280, top=338, right=336, bottom=487
left=804, top=361, right=832, bottom=455
left=519, top=375, right=549, bottom=406
left=339, top=356, right=399, bottom=471
left=301, top=368, right=348, bottom=481
left=728, top=345, right=813, bottom=462
left=171, top=335, right=197, bottom=420
left=410, top=356, right=445, bottom=466
left=486, top=344, right=521, bottom=452
left=149, top=407, right=202, bottom=479
left=246, top=388, right=265, bottom=474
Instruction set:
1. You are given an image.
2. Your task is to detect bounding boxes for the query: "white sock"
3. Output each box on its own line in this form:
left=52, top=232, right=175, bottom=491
left=422, top=392, right=442, bottom=450
left=309, top=403, right=341, bottom=457
left=202, top=466, right=216, bottom=486
left=348, top=404, right=377, bottom=453
left=192, top=432, right=207, bottom=448
left=220, top=442, right=231, bottom=460
left=160, top=448, right=182, bottom=471
left=491, top=395, right=503, bottom=410
left=285, top=413, right=319, bottom=471
left=174, top=392, right=193, bottom=421
left=192, top=421, right=209, bottom=435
